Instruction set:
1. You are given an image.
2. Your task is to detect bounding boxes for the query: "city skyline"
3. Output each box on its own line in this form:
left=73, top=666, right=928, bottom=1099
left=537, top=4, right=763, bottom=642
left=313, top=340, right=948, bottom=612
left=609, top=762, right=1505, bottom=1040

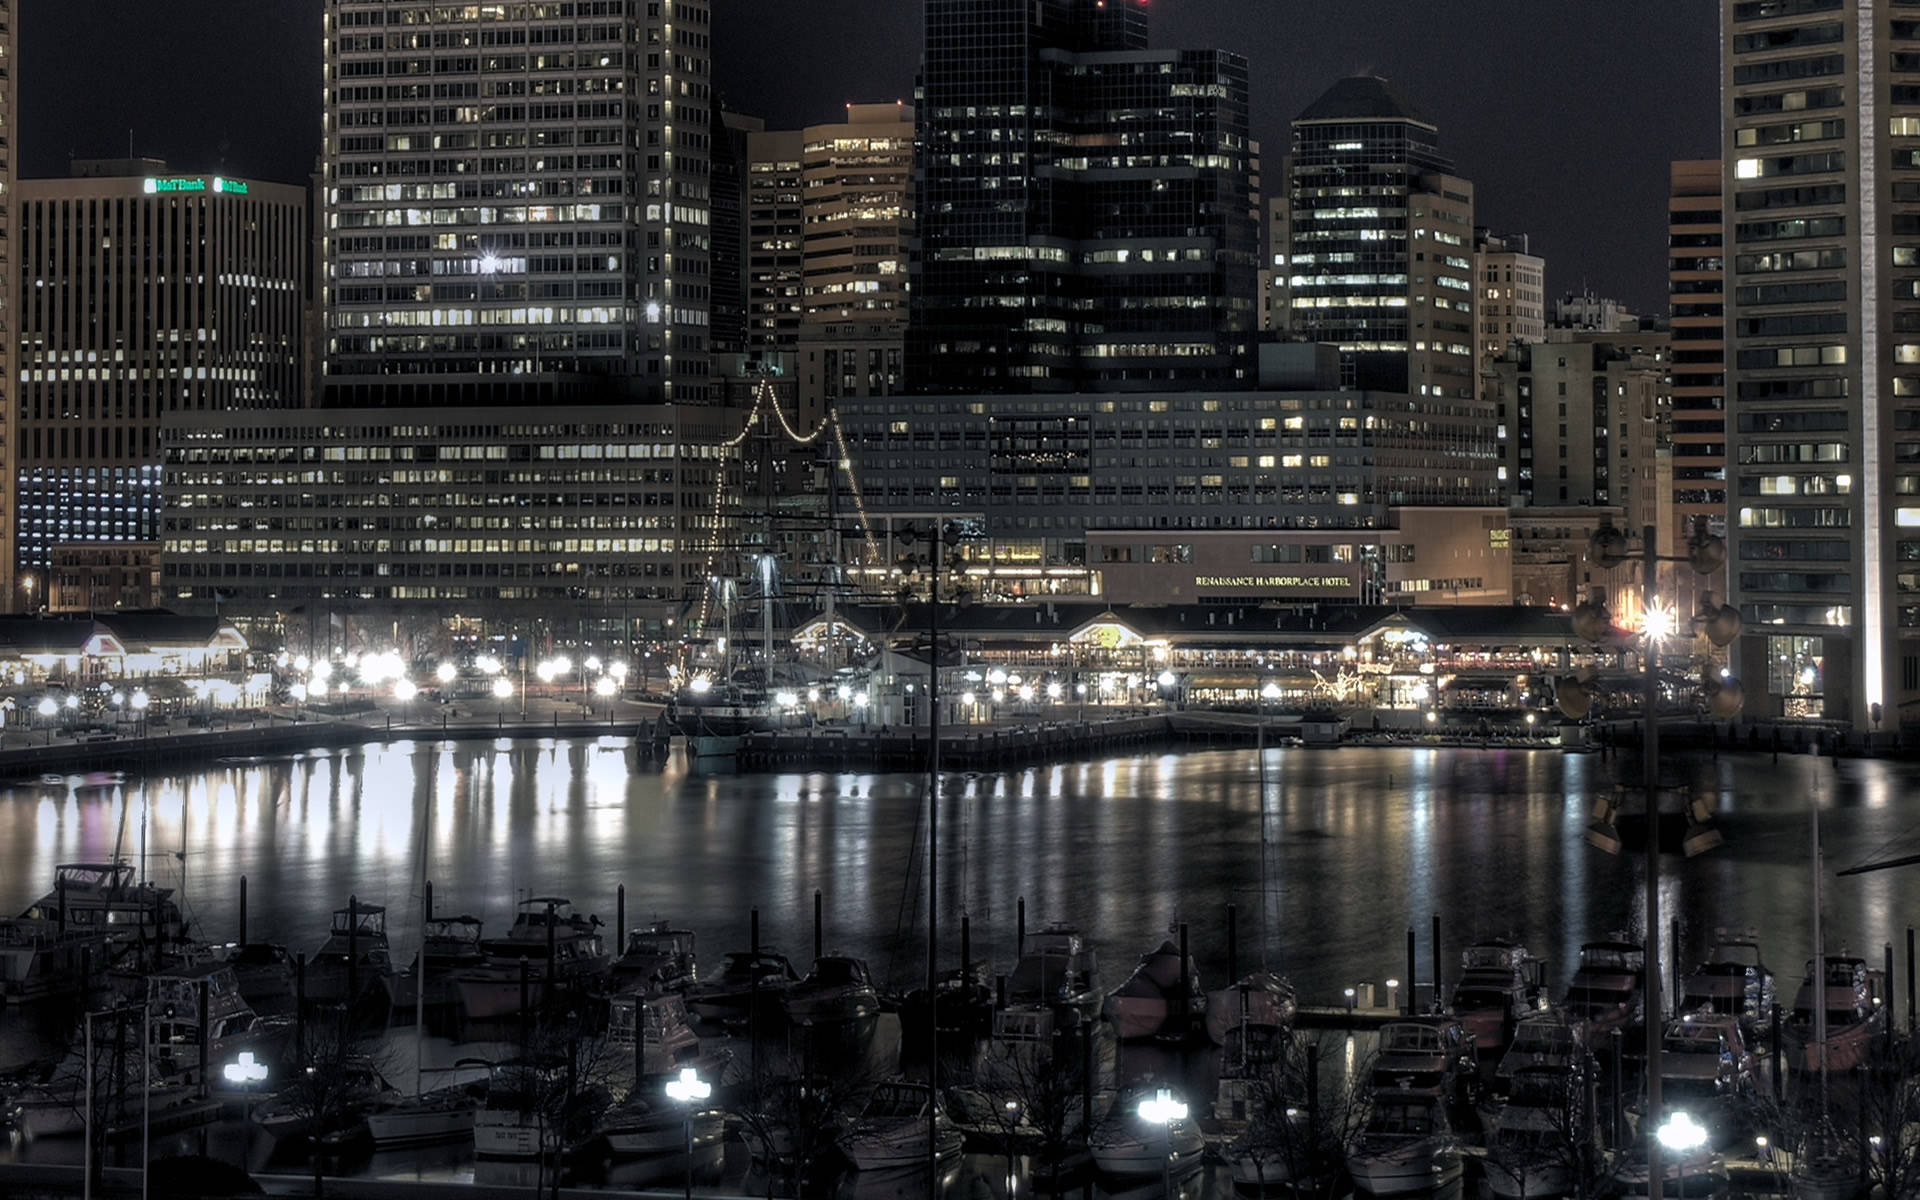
left=21, top=1, right=1716, bottom=313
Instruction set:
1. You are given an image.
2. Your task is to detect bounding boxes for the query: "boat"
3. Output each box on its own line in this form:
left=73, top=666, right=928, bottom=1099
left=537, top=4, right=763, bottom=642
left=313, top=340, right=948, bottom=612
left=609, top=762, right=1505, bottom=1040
left=470, top=1058, right=601, bottom=1159
left=1656, top=1010, right=1757, bottom=1138
left=1789, top=1124, right=1864, bottom=1200
left=1679, top=933, right=1775, bottom=1040
left=0, top=920, right=103, bottom=1005
left=6, top=1072, right=200, bottom=1141
left=391, top=915, right=487, bottom=1012
left=1004, top=922, right=1101, bottom=1021
left=1204, top=970, right=1296, bottom=1046
left=221, top=942, right=296, bottom=1012
left=1781, top=955, right=1887, bottom=1073
left=1102, top=936, right=1203, bottom=1041
left=1483, top=1065, right=1594, bottom=1199
left=1494, top=1011, right=1582, bottom=1095
left=1609, top=1140, right=1728, bottom=1198
left=1369, top=1017, right=1479, bottom=1106
left=606, top=990, right=705, bottom=1081
left=782, top=954, right=880, bottom=1026
left=16, top=862, right=183, bottom=947
left=837, top=1080, right=963, bottom=1171
left=1211, top=1021, right=1291, bottom=1135
left=251, top=1059, right=395, bottom=1142
left=610, top=920, right=697, bottom=993
left=303, top=901, right=396, bottom=1019
left=364, top=1084, right=479, bottom=1148
left=590, top=1091, right=726, bottom=1158
left=900, top=961, right=995, bottom=1048
left=1448, top=939, right=1544, bottom=1052
left=1787, top=804, right=1867, bottom=1200
left=1560, top=939, right=1644, bottom=1041
left=1344, top=1093, right=1462, bottom=1196
left=146, top=962, right=289, bottom=1086
left=685, top=948, right=799, bottom=1025
left=1088, top=1088, right=1205, bottom=1177
left=453, top=897, right=611, bottom=1021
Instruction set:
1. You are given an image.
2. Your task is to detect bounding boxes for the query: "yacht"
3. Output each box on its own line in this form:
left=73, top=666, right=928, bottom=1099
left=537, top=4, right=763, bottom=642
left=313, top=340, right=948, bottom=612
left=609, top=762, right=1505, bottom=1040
left=364, top=1083, right=479, bottom=1147
left=1561, top=939, right=1644, bottom=1041
left=1005, top=922, right=1102, bottom=1020
left=391, top=915, right=487, bottom=1012
left=1484, top=1065, right=1594, bottom=1199
left=16, top=862, right=183, bottom=947
left=304, top=902, right=396, bottom=1019
left=610, top=920, right=697, bottom=993
left=251, top=1060, right=395, bottom=1142
left=1656, top=1010, right=1756, bottom=1138
left=1449, top=939, right=1544, bottom=1051
left=221, top=943, right=297, bottom=1012
left=1494, top=1012, right=1583, bottom=1096
left=684, top=948, right=799, bottom=1025
left=1679, top=934, right=1775, bottom=1040
left=782, top=955, right=880, bottom=1026
left=606, top=990, right=705, bottom=1081
left=1782, top=955, right=1887, bottom=1073
left=0, top=920, right=101, bottom=1005
left=454, top=897, right=611, bottom=1021
left=1103, top=937, right=1203, bottom=1041
left=1204, top=969, right=1295, bottom=1046
left=1089, top=1088, right=1205, bottom=1177
left=591, top=1091, right=726, bottom=1158
left=1369, top=1017, right=1478, bottom=1106
left=1211, top=1021, right=1291, bottom=1136
left=470, top=1058, right=602, bottom=1159
left=146, top=962, right=289, bottom=1086
left=1609, top=1138, right=1729, bottom=1198
left=837, top=1081, right=963, bottom=1171
left=1345, top=1094, right=1462, bottom=1196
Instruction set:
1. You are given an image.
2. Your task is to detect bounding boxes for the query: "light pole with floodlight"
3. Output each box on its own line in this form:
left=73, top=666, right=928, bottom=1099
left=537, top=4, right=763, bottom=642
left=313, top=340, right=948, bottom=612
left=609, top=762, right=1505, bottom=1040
left=664, top=1066, right=710, bottom=1200
left=1137, top=1087, right=1188, bottom=1199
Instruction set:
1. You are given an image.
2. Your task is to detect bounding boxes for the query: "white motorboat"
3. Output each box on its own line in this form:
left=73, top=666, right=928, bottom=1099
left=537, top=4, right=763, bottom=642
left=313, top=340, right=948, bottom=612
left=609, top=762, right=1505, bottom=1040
left=1102, top=937, right=1203, bottom=1041
left=1561, top=939, right=1644, bottom=1041
left=1204, top=969, right=1295, bottom=1046
left=1345, top=1095, right=1461, bottom=1196
left=1609, top=1141, right=1729, bottom=1198
left=606, top=990, right=704, bottom=1081
left=16, top=862, right=183, bottom=947
left=685, top=948, right=799, bottom=1025
left=146, top=962, right=289, bottom=1086
left=6, top=1075, right=199, bottom=1140
left=837, top=1081, right=963, bottom=1171
left=1782, top=955, right=1887, bottom=1073
left=1449, top=939, right=1543, bottom=1052
left=1369, top=1018, right=1478, bottom=1106
left=1680, top=934, right=1775, bottom=1039
left=782, top=954, right=880, bottom=1025
left=251, top=1060, right=395, bottom=1141
left=1788, top=1126, right=1864, bottom=1200
left=469, top=1058, right=602, bottom=1159
left=221, top=942, right=297, bottom=1012
left=454, top=897, right=610, bottom=1021
left=303, top=901, right=396, bottom=1016
left=364, top=1085, right=478, bottom=1147
left=610, top=920, right=697, bottom=993
left=0, top=920, right=101, bottom=1005
left=594, top=1094, right=725, bottom=1158
left=1494, top=1011, right=1581, bottom=1095
left=1483, top=1065, right=1593, bottom=1200
left=1089, top=1090, right=1205, bottom=1177
left=1655, top=1010, right=1756, bottom=1138
left=1006, top=922, right=1102, bottom=1019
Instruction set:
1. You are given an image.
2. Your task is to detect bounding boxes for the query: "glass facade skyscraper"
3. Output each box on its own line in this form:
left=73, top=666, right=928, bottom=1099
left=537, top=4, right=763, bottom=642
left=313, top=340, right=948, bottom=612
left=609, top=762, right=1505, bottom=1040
left=1285, top=76, right=1477, bottom=398
left=909, top=0, right=1257, bottom=394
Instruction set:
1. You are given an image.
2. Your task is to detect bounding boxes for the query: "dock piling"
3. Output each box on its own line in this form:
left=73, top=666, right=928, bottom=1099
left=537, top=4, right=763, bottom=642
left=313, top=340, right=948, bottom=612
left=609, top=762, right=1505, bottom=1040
left=1017, top=897, right=1026, bottom=957
left=813, top=890, right=823, bottom=961
left=1908, top=927, right=1915, bottom=1033
left=1430, top=914, right=1441, bottom=1014
left=1770, top=1003, right=1783, bottom=1101
left=617, top=884, right=626, bottom=953
left=1405, top=928, right=1416, bottom=1016
left=1670, top=917, right=1681, bottom=1006
left=294, top=953, right=306, bottom=1060
left=1226, top=903, right=1237, bottom=984
left=196, top=978, right=210, bottom=1098
left=238, top=876, right=247, bottom=946
left=1178, top=923, right=1191, bottom=1035
left=347, top=895, right=359, bottom=1008
left=961, top=915, right=972, bottom=986
left=1888, top=943, right=1898, bottom=1058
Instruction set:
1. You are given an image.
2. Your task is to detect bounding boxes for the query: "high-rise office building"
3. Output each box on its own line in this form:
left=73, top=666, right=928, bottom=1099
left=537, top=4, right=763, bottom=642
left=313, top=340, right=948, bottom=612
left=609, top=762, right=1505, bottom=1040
left=910, top=0, right=1257, bottom=393
left=1721, top=0, right=1913, bottom=729
left=1473, top=230, right=1545, bottom=371
left=0, top=3, right=17, bottom=610
left=743, top=125, right=804, bottom=355
left=796, top=102, right=914, bottom=412
left=321, top=0, right=712, bottom=407
left=710, top=105, right=753, bottom=357
left=1285, top=76, right=1477, bottom=398
left=16, top=163, right=307, bottom=591
left=1669, top=159, right=1728, bottom=610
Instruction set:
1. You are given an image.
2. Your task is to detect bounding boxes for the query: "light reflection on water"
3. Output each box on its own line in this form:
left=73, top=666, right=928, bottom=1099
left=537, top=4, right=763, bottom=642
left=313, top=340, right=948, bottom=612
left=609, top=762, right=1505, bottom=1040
left=2, top=743, right=1919, bottom=1005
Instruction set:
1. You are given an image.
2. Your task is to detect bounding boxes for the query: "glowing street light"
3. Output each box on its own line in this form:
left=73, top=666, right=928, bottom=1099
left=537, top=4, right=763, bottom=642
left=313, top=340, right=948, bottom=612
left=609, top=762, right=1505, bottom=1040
left=594, top=676, right=617, bottom=698
left=435, top=662, right=457, bottom=684
left=1656, top=1110, right=1708, bottom=1155
left=491, top=678, right=513, bottom=700
left=664, top=1067, right=712, bottom=1200
left=393, top=679, right=418, bottom=703
left=1137, top=1087, right=1189, bottom=1198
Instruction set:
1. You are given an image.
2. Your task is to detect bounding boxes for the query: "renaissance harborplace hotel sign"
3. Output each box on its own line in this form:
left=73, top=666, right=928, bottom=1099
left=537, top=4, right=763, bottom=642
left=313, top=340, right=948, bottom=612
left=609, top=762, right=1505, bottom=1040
left=1194, top=575, right=1352, bottom=590
left=142, top=176, right=250, bottom=196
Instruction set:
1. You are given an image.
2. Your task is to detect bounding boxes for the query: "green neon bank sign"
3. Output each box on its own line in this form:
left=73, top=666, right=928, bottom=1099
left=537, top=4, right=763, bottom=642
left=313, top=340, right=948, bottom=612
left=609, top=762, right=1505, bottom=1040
left=143, top=176, right=250, bottom=196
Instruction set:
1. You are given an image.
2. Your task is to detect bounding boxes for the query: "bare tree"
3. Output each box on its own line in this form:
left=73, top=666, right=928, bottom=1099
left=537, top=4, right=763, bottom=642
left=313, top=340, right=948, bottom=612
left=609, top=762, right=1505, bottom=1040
left=522, top=1003, right=618, bottom=1200
left=271, top=1010, right=390, bottom=1199
left=1231, top=1034, right=1373, bottom=1200
left=1479, top=1065, right=1600, bottom=1200
left=1855, top=1037, right=1920, bottom=1200
left=727, top=1054, right=871, bottom=1198
left=956, top=1023, right=1104, bottom=1197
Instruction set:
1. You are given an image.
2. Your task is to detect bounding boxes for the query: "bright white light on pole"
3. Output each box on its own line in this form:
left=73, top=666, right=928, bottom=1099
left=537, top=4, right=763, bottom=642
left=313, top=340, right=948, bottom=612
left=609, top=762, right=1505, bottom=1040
left=689, top=676, right=713, bottom=695
left=775, top=690, right=798, bottom=709
left=294, top=655, right=311, bottom=673
left=436, top=662, right=457, bottom=684
left=223, top=1052, right=270, bottom=1085
left=131, top=690, right=150, bottom=711
left=492, top=678, right=513, bottom=700
left=1260, top=681, right=1282, bottom=701
left=1643, top=600, right=1677, bottom=642
left=63, top=695, right=78, bottom=710
left=854, top=692, right=870, bottom=709
left=312, top=660, right=333, bottom=682
left=665, top=1066, right=711, bottom=1104
left=1656, top=1110, right=1708, bottom=1154
left=394, top=679, right=418, bottom=702
left=594, top=676, right=617, bottom=697
left=961, top=691, right=977, bottom=706
left=1046, top=682, right=1063, bottom=701
left=1137, top=1087, right=1187, bottom=1125
left=1157, top=670, right=1176, bottom=689
left=536, top=661, right=557, bottom=683
left=585, top=656, right=602, bottom=673
left=553, top=655, right=573, bottom=675
left=609, top=661, right=628, bottom=681
left=291, top=683, right=308, bottom=702
left=36, top=698, right=56, bottom=717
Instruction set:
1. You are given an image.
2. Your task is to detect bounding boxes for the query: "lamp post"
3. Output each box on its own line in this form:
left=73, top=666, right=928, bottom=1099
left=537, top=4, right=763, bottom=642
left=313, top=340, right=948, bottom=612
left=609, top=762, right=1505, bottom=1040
left=664, top=1066, right=710, bottom=1200
left=1567, top=521, right=1742, bottom=1200
left=1137, top=1087, right=1188, bottom=1199
left=131, top=689, right=149, bottom=738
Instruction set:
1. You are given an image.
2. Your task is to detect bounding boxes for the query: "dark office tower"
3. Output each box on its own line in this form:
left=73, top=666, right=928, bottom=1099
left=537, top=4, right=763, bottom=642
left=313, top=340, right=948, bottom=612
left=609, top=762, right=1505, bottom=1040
left=322, top=0, right=712, bottom=407
left=711, top=104, right=753, bottom=357
left=909, top=0, right=1257, bottom=393
left=1286, top=76, right=1477, bottom=398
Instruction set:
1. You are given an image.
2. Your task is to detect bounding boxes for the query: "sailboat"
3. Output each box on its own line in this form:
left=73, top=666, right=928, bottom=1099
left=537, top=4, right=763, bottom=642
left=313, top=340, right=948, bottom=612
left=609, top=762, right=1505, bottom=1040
left=1790, top=800, right=1866, bottom=1200
left=1206, top=724, right=1297, bottom=1045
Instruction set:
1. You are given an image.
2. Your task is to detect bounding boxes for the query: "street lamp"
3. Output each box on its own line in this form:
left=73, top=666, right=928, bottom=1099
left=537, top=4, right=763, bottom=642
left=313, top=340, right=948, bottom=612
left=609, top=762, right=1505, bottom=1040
left=1656, top=1110, right=1708, bottom=1154
left=1137, top=1087, right=1189, bottom=1199
left=36, top=696, right=55, bottom=745
left=131, top=689, right=149, bottom=737
left=664, top=1066, right=711, bottom=1200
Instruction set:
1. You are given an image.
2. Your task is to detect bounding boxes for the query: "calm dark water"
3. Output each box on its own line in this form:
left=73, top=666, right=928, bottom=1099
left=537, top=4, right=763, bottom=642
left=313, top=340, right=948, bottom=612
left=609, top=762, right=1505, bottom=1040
left=1, top=738, right=1914, bottom=1010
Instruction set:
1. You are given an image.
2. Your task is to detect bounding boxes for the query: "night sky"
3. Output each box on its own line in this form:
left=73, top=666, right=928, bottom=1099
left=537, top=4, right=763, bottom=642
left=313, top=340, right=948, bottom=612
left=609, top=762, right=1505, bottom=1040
left=22, top=2, right=1717, bottom=313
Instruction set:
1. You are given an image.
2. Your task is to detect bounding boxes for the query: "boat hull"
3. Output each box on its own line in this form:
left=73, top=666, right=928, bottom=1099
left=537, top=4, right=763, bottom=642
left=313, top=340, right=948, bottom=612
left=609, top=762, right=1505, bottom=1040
left=603, top=1109, right=724, bottom=1157
left=1091, top=1125, right=1206, bottom=1177
left=365, top=1095, right=476, bottom=1147
left=1782, top=1018, right=1882, bottom=1073
left=839, top=1124, right=963, bottom=1171
left=1345, top=1144, right=1460, bottom=1196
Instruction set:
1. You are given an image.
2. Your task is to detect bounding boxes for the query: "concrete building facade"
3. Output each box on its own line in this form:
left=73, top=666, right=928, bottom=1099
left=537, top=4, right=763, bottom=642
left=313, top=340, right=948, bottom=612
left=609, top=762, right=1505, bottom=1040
left=1474, top=229, right=1545, bottom=373
left=321, top=0, right=713, bottom=407
left=15, top=166, right=308, bottom=595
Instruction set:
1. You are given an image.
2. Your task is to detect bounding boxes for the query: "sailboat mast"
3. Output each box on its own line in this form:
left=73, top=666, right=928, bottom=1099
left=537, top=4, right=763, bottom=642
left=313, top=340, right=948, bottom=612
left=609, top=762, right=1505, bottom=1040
left=1813, top=800, right=1828, bottom=1116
